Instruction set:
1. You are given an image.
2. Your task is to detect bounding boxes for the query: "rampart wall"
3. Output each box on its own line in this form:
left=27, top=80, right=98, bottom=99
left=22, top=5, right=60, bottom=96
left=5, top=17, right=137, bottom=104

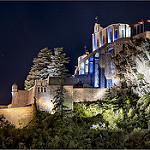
left=73, top=88, right=107, bottom=102
left=12, top=90, right=29, bottom=107
left=0, top=105, right=35, bottom=128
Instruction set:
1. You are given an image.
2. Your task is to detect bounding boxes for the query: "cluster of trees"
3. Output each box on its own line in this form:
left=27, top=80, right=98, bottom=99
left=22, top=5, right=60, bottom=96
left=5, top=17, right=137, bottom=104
left=24, top=46, right=70, bottom=114
left=1, top=93, right=150, bottom=149
left=24, top=47, right=69, bottom=90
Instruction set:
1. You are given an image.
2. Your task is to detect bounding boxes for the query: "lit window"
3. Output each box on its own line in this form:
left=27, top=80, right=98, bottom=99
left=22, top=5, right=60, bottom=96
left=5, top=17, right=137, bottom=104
left=89, top=62, right=93, bottom=74
left=90, top=56, right=94, bottom=61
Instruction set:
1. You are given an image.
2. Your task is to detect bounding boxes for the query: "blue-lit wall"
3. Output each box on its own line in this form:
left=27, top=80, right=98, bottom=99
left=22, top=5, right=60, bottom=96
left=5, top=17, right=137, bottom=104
left=100, top=68, right=106, bottom=88
left=108, top=27, right=111, bottom=43
left=94, top=58, right=99, bottom=87
left=94, top=53, right=99, bottom=87
left=100, top=31, right=102, bottom=47
left=92, top=23, right=131, bottom=52
left=89, top=56, right=94, bottom=74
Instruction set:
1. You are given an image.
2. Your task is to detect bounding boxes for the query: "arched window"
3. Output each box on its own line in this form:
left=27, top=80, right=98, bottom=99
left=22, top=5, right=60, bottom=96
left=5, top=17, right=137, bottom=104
left=41, top=87, right=43, bottom=92
left=89, top=56, right=94, bottom=74
left=90, top=56, right=94, bottom=61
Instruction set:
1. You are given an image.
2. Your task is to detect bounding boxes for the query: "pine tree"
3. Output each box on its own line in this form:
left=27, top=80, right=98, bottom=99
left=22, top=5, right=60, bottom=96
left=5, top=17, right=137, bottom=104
left=53, top=79, right=67, bottom=116
left=52, top=48, right=70, bottom=115
left=47, top=47, right=70, bottom=77
left=24, top=47, right=53, bottom=90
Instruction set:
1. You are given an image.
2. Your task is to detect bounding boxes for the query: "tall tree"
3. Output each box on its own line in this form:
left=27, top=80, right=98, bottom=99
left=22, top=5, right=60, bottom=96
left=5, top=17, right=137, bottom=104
left=24, top=47, right=53, bottom=90
left=52, top=48, right=70, bottom=115
left=47, top=47, right=70, bottom=77
left=53, top=79, right=67, bottom=115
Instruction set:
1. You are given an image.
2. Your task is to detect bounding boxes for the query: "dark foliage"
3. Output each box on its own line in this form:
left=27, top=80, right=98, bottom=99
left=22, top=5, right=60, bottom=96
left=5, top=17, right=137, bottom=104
left=1, top=93, right=150, bottom=149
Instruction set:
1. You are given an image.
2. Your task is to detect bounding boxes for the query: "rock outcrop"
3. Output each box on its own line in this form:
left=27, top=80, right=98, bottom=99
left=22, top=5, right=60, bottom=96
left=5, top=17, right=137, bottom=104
left=112, top=37, right=150, bottom=97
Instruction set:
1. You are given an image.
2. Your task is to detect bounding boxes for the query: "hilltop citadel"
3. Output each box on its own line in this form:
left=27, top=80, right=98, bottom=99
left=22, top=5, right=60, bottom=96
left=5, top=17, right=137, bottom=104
left=0, top=21, right=150, bottom=127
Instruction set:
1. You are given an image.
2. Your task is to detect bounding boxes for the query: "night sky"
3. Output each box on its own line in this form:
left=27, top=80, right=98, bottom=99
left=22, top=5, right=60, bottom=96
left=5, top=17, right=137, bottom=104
left=0, top=1, right=150, bottom=105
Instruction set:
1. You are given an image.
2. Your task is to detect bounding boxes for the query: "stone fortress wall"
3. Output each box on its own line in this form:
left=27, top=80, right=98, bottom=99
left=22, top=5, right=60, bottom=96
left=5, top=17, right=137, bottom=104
left=0, top=105, right=35, bottom=128
left=0, top=76, right=107, bottom=127
left=73, top=88, right=107, bottom=102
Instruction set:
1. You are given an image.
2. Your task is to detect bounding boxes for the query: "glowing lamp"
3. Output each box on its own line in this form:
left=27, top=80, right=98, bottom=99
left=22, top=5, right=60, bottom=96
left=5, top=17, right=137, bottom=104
left=138, top=22, right=143, bottom=24
left=138, top=20, right=144, bottom=24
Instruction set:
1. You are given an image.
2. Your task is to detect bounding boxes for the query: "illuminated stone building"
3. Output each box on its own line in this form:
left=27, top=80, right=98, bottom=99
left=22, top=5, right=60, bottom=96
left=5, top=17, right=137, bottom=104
left=74, top=22, right=131, bottom=88
left=10, top=76, right=107, bottom=112
left=8, top=22, right=132, bottom=113
left=2, top=21, right=150, bottom=127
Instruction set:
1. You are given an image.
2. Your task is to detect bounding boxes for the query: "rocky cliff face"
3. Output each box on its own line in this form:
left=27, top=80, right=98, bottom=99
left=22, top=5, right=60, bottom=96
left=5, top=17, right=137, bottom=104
left=112, top=37, right=150, bottom=97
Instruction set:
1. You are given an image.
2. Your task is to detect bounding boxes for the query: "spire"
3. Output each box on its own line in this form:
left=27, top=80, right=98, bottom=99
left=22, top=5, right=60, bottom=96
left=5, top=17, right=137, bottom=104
left=84, top=46, right=89, bottom=54
left=95, top=16, right=98, bottom=23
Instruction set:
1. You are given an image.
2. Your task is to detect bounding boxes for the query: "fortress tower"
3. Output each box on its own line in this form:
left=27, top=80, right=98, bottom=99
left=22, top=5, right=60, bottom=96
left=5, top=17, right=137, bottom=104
left=11, top=83, right=18, bottom=106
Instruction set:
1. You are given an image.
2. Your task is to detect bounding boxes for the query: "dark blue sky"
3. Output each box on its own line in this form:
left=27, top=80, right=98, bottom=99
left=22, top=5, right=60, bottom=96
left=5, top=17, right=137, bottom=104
left=0, top=1, right=150, bottom=104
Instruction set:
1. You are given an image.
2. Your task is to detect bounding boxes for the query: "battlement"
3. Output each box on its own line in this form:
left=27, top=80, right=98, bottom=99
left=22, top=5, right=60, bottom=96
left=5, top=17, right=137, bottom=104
left=35, top=79, right=48, bottom=86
